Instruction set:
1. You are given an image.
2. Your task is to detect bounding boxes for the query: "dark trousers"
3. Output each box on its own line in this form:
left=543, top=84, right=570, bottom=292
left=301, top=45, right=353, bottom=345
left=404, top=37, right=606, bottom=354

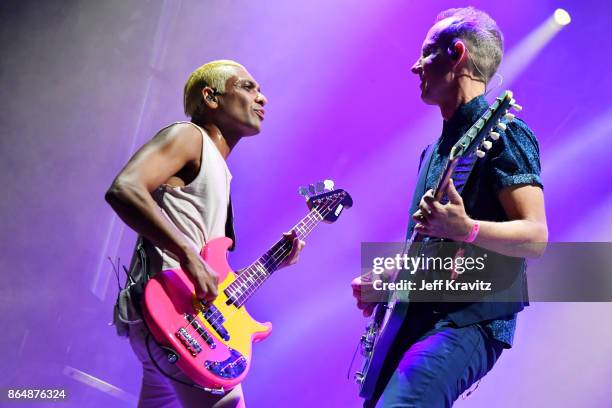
left=376, top=317, right=504, bottom=408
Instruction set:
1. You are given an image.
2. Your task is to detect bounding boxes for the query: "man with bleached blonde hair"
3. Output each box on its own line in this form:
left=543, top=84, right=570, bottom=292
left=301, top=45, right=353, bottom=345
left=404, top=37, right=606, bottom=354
left=184, top=60, right=246, bottom=120
left=106, top=60, right=304, bottom=407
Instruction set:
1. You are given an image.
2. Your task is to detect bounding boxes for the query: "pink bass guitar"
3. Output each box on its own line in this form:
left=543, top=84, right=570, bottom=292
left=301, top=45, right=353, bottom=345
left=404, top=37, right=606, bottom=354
left=142, top=181, right=352, bottom=394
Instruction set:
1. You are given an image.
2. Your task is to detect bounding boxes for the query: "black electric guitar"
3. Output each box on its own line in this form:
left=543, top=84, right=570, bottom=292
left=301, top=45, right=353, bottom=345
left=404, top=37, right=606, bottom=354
left=354, top=91, right=522, bottom=401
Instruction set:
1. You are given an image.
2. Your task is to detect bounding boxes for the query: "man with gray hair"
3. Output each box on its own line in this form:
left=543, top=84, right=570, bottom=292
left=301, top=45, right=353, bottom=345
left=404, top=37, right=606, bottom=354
left=353, top=7, right=547, bottom=407
left=106, top=60, right=304, bottom=407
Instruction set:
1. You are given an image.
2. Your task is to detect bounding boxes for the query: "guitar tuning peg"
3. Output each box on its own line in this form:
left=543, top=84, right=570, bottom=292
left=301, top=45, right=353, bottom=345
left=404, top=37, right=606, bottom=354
left=323, top=179, right=335, bottom=191
left=510, top=100, right=522, bottom=112
left=308, top=184, right=316, bottom=195
left=482, top=140, right=493, bottom=150
left=298, top=186, right=309, bottom=198
left=315, top=181, right=325, bottom=193
left=496, top=122, right=507, bottom=131
left=489, top=131, right=500, bottom=140
left=504, top=113, right=515, bottom=121
left=476, top=150, right=486, bottom=158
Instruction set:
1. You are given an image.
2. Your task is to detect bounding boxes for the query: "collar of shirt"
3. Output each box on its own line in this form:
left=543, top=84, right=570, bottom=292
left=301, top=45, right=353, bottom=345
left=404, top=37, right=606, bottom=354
left=440, top=94, right=489, bottom=150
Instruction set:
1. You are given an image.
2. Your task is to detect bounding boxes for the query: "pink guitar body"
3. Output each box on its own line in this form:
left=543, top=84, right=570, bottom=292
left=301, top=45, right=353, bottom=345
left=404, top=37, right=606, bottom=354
left=142, top=237, right=272, bottom=393
left=141, top=186, right=352, bottom=394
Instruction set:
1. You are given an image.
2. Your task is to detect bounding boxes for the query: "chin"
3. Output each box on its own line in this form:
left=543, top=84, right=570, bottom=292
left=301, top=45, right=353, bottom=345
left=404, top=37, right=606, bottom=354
left=420, top=88, right=442, bottom=106
left=242, top=125, right=261, bottom=136
left=420, top=93, right=436, bottom=106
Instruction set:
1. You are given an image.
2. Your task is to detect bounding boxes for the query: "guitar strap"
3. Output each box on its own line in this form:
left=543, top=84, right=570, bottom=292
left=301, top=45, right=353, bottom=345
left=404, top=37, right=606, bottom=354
left=405, top=142, right=437, bottom=239
left=225, top=195, right=236, bottom=251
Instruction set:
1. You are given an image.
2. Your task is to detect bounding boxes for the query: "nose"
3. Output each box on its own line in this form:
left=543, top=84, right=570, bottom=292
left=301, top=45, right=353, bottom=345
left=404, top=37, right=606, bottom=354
left=411, top=58, right=422, bottom=75
left=256, top=91, right=267, bottom=107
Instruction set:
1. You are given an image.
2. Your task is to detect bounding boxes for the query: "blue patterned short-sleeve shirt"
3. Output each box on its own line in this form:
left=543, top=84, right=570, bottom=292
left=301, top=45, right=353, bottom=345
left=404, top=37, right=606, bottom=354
left=419, top=95, right=542, bottom=347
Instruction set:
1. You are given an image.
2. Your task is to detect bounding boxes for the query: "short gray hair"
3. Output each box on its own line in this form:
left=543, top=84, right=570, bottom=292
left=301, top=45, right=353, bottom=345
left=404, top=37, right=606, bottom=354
left=435, top=7, right=504, bottom=83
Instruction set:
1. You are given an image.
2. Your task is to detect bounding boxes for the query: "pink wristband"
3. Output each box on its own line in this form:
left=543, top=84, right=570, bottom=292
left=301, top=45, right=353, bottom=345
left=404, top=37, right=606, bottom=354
left=464, top=221, right=480, bottom=243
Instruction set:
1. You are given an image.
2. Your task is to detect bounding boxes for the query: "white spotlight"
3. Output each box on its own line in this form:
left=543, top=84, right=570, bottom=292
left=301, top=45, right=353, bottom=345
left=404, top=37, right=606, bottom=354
left=553, top=8, right=571, bottom=26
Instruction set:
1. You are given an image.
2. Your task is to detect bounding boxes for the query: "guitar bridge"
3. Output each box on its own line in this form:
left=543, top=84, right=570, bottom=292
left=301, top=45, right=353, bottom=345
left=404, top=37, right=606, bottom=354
left=175, top=327, right=202, bottom=356
left=360, top=321, right=379, bottom=354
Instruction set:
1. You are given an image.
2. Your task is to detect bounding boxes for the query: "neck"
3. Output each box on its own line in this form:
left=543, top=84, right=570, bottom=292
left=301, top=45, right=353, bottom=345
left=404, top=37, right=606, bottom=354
left=199, top=123, right=241, bottom=160
left=438, top=77, right=486, bottom=121
left=225, top=207, right=326, bottom=307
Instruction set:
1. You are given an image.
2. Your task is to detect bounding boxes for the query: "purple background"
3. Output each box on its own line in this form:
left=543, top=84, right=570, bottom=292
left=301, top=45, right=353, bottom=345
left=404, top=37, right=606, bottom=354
left=2, top=0, right=612, bottom=406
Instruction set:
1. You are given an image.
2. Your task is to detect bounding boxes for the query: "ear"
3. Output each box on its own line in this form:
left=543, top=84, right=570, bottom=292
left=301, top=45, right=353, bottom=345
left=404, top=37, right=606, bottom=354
left=448, top=40, right=467, bottom=67
left=201, top=87, right=219, bottom=109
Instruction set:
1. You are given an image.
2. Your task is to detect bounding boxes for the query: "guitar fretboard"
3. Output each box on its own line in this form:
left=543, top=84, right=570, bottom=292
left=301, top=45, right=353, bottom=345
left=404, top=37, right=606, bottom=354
left=224, top=207, right=325, bottom=307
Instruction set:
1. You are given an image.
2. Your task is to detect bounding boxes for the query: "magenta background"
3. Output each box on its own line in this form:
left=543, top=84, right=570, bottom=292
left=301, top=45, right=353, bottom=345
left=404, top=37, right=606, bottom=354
left=1, top=0, right=612, bottom=407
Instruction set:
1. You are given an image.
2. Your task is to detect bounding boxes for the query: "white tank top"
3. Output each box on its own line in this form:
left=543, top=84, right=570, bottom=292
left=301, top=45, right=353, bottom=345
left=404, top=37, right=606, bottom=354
left=114, top=121, right=232, bottom=333
left=151, top=121, right=232, bottom=269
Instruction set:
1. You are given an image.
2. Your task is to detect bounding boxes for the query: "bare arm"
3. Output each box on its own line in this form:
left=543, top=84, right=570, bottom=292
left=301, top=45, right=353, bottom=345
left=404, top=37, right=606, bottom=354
left=470, top=184, right=547, bottom=257
left=105, top=123, right=219, bottom=301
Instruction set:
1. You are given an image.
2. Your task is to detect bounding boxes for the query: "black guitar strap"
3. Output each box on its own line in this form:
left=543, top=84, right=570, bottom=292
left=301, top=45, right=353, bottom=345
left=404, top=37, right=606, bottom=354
left=225, top=195, right=236, bottom=251
left=406, top=142, right=437, bottom=239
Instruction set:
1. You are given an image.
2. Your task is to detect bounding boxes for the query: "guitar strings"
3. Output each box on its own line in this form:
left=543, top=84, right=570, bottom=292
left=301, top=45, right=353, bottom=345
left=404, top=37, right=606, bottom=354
left=226, top=208, right=325, bottom=305
left=227, top=195, right=343, bottom=306
left=180, top=194, right=344, bottom=342
left=208, top=196, right=344, bottom=375
left=179, top=195, right=341, bottom=346
left=191, top=195, right=341, bottom=331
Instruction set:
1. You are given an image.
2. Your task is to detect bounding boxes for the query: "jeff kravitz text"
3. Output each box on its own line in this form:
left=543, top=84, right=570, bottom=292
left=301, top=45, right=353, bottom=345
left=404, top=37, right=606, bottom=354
left=373, top=279, right=492, bottom=292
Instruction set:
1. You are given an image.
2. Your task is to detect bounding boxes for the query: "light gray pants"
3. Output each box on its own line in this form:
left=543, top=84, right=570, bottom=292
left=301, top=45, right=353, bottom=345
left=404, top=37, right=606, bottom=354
left=128, top=322, right=245, bottom=408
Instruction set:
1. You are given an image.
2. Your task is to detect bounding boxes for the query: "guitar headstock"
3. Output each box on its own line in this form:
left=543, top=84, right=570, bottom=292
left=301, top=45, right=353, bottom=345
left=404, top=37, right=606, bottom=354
left=298, top=179, right=353, bottom=223
left=450, top=90, right=522, bottom=161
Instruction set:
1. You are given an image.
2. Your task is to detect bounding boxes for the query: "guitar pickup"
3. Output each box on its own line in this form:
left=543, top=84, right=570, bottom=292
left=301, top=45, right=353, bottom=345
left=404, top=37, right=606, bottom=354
left=211, top=323, right=230, bottom=341
left=185, top=314, right=216, bottom=349
left=199, top=304, right=231, bottom=341
left=201, top=302, right=226, bottom=324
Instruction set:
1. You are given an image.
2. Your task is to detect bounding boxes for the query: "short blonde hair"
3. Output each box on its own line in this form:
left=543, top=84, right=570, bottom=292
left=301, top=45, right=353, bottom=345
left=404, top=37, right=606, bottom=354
left=183, top=59, right=245, bottom=119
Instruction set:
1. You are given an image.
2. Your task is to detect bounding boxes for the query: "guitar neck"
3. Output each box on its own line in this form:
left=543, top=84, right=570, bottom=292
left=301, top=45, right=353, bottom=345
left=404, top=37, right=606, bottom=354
left=254, top=208, right=322, bottom=273
left=409, top=154, right=474, bottom=244
left=228, top=208, right=324, bottom=306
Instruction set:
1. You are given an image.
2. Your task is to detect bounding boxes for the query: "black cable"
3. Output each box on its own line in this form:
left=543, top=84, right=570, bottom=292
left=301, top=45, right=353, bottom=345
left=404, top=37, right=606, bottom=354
left=144, top=331, right=212, bottom=391
left=107, top=256, right=122, bottom=291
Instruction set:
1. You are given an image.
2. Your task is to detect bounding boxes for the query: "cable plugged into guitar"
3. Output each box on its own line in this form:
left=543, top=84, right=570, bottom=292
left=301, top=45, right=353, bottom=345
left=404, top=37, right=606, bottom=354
left=160, top=345, right=179, bottom=364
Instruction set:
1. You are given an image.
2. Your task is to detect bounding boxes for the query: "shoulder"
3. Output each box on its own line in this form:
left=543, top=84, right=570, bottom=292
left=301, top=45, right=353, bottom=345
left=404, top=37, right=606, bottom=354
left=149, top=122, right=203, bottom=156
left=504, top=118, right=540, bottom=151
left=487, top=117, right=541, bottom=162
left=486, top=116, right=544, bottom=190
left=154, top=122, right=203, bottom=144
